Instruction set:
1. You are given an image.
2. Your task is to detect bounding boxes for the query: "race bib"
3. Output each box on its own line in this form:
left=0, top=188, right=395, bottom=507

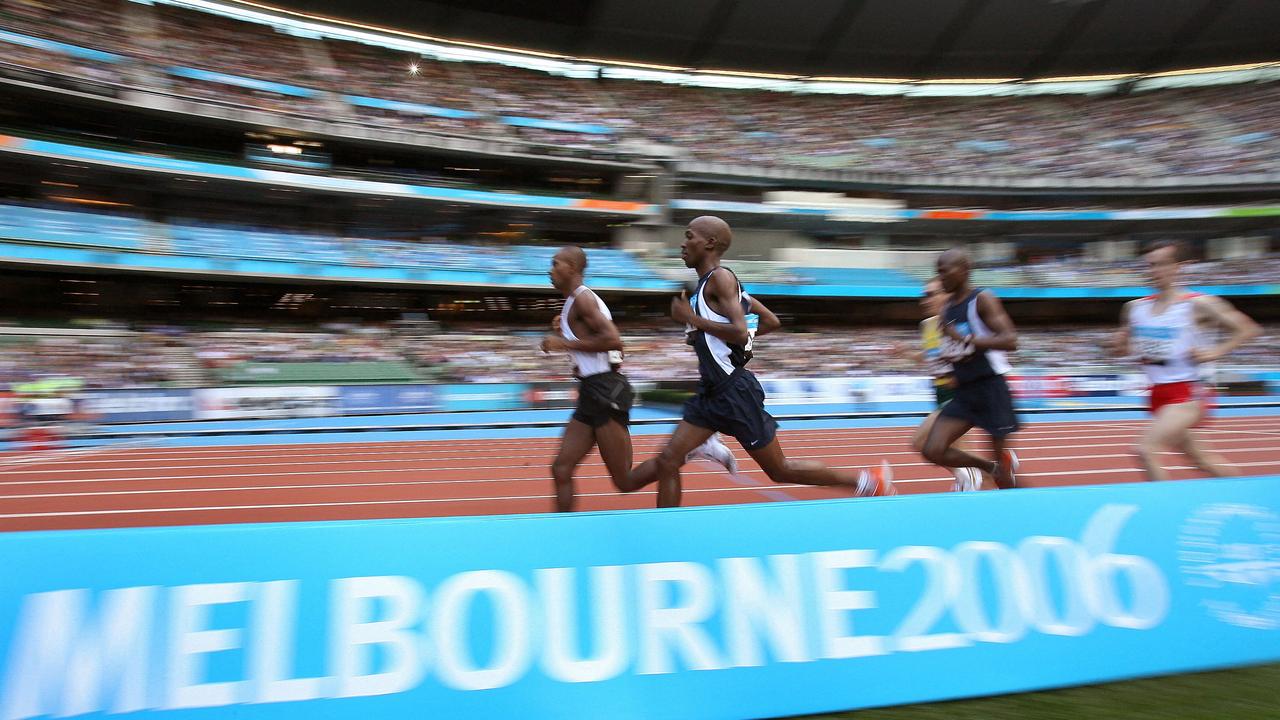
left=745, top=313, right=759, bottom=352
left=940, top=321, right=975, bottom=360
left=1132, top=325, right=1177, bottom=364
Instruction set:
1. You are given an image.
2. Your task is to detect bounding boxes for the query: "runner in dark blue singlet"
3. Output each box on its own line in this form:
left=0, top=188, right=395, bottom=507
left=624, top=216, right=898, bottom=506
left=921, top=248, right=1021, bottom=489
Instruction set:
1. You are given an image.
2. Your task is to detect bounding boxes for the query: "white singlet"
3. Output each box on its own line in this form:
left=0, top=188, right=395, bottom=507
left=560, top=285, right=619, bottom=377
left=1128, top=292, right=1204, bottom=385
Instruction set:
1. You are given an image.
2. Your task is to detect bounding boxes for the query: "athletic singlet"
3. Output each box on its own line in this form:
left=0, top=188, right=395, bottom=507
left=560, top=285, right=620, bottom=377
left=686, top=267, right=755, bottom=388
left=941, top=288, right=1012, bottom=384
left=920, top=316, right=954, bottom=386
left=1128, top=292, right=1204, bottom=385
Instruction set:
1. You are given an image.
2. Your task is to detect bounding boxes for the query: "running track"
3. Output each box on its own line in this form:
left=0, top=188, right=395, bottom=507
left=2, top=415, right=1279, bottom=533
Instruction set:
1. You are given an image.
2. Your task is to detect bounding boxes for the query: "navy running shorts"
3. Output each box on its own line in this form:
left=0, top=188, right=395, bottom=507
left=682, top=370, right=778, bottom=450
left=938, top=373, right=1020, bottom=438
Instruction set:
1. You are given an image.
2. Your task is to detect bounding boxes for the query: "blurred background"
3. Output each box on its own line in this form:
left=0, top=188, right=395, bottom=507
left=0, top=0, right=1277, bottom=432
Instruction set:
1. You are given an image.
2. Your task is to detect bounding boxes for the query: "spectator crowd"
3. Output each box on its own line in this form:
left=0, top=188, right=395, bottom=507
left=2, top=322, right=1276, bottom=390
left=2, top=0, right=1279, bottom=179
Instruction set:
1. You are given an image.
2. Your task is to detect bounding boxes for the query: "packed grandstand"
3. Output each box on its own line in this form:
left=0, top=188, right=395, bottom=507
left=0, top=0, right=1276, bottom=414
left=3, top=323, right=1279, bottom=391
left=2, top=0, right=1280, bottom=178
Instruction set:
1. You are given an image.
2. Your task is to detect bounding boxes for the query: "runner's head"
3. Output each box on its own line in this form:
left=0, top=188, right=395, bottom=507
left=1142, top=239, right=1185, bottom=292
left=921, top=277, right=947, bottom=317
left=681, top=216, right=732, bottom=268
left=550, top=246, right=587, bottom=294
left=936, top=248, right=971, bottom=293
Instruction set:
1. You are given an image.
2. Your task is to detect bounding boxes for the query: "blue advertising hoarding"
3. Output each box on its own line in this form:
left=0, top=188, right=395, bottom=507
left=437, top=383, right=531, bottom=412
left=1, top=477, right=1278, bottom=719
left=337, top=385, right=439, bottom=415
left=78, top=390, right=195, bottom=423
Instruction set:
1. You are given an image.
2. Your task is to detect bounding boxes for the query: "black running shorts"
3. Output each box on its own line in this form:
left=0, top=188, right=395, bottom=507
left=938, top=373, right=1020, bottom=438
left=572, top=371, right=634, bottom=428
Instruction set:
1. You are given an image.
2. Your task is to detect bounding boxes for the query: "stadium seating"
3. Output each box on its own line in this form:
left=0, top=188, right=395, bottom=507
left=2, top=2, right=1278, bottom=179
left=794, top=267, right=921, bottom=286
left=0, top=204, right=144, bottom=250
left=0, top=203, right=666, bottom=284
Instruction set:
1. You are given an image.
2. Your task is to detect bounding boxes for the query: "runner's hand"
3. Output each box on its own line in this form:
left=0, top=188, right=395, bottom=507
left=541, top=334, right=568, bottom=353
left=1190, top=347, right=1221, bottom=364
left=671, top=290, right=694, bottom=324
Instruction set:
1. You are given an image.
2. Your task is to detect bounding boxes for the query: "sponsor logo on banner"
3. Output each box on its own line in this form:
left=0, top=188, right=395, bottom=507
left=760, top=378, right=860, bottom=404
left=437, top=383, right=530, bottom=411
left=194, top=386, right=339, bottom=419
left=863, top=376, right=933, bottom=402
left=759, top=376, right=932, bottom=405
left=1007, top=375, right=1071, bottom=399
left=1179, top=503, right=1280, bottom=630
left=338, top=385, right=438, bottom=415
left=1064, top=374, right=1149, bottom=398
left=524, top=382, right=578, bottom=409
left=79, top=390, right=195, bottom=423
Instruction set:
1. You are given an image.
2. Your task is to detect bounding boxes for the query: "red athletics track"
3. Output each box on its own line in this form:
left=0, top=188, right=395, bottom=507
left=2, top=415, right=1279, bottom=533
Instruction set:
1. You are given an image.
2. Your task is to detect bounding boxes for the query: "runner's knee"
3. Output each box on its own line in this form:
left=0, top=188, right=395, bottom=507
left=1133, top=440, right=1159, bottom=463
left=551, top=459, right=575, bottom=485
left=655, top=446, right=684, bottom=475
left=921, top=435, right=948, bottom=464
left=910, top=425, right=928, bottom=454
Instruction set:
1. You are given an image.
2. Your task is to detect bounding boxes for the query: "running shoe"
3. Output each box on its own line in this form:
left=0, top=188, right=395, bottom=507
left=858, top=460, right=898, bottom=496
left=952, top=466, right=981, bottom=492
left=996, top=449, right=1020, bottom=488
left=686, top=433, right=739, bottom=476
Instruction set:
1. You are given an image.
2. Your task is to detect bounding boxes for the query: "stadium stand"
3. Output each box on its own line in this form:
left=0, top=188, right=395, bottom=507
left=2, top=1, right=1279, bottom=179
left=0, top=202, right=664, bottom=282
left=3, top=323, right=1277, bottom=390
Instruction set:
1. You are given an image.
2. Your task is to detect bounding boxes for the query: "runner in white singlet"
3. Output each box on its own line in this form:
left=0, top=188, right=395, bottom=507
left=542, top=246, right=739, bottom=512
left=1115, top=240, right=1260, bottom=481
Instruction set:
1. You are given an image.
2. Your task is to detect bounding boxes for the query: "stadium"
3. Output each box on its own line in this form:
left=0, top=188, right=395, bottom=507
left=0, top=0, right=1278, bottom=717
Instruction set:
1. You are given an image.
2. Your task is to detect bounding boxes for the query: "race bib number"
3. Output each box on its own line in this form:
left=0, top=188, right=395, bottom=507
left=745, top=313, right=759, bottom=352
left=940, top=321, right=975, bottom=361
left=1132, top=325, right=1177, bottom=364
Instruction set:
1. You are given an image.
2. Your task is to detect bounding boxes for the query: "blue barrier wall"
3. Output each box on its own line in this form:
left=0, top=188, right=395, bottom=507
left=2, top=477, right=1278, bottom=718
left=66, top=374, right=1280, bottom=424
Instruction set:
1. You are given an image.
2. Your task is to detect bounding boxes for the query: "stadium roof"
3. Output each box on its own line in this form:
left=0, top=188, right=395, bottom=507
left=259, top=0, right=1278, bottom=80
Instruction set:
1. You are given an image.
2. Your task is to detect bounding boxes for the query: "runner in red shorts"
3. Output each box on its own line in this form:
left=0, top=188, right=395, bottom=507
left=1115, top=239, right=1261, bottom=481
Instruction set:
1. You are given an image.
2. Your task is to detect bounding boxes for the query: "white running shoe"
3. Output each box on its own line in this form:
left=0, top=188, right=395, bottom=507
left=952, top=467, right=981, bottom=492
left=686, top=433, right=739, bottom=476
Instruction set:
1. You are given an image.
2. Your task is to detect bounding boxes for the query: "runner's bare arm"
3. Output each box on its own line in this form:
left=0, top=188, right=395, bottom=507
left=745, top=293, right=781, bottom=336
left=1192, top=295, right=1261, bottom=363
left=673, top=269, right=750, bottom=345
left=542, top=292, right=623, bottom=353
left=970, top=290, right=1018, bottom=352
left=1113, top=301, right=1134, bottom=357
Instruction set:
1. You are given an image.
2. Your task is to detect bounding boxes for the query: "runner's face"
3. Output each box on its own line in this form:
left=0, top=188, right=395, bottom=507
left=921, top=281, right=947, bottom=316
left=936, top=256, right=967, bottom=293
left=1144, top=246, right=1180, bottom=290
left=550, top=252, right=574, bottom=290
left=680, top=226, right=710, bottom=268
